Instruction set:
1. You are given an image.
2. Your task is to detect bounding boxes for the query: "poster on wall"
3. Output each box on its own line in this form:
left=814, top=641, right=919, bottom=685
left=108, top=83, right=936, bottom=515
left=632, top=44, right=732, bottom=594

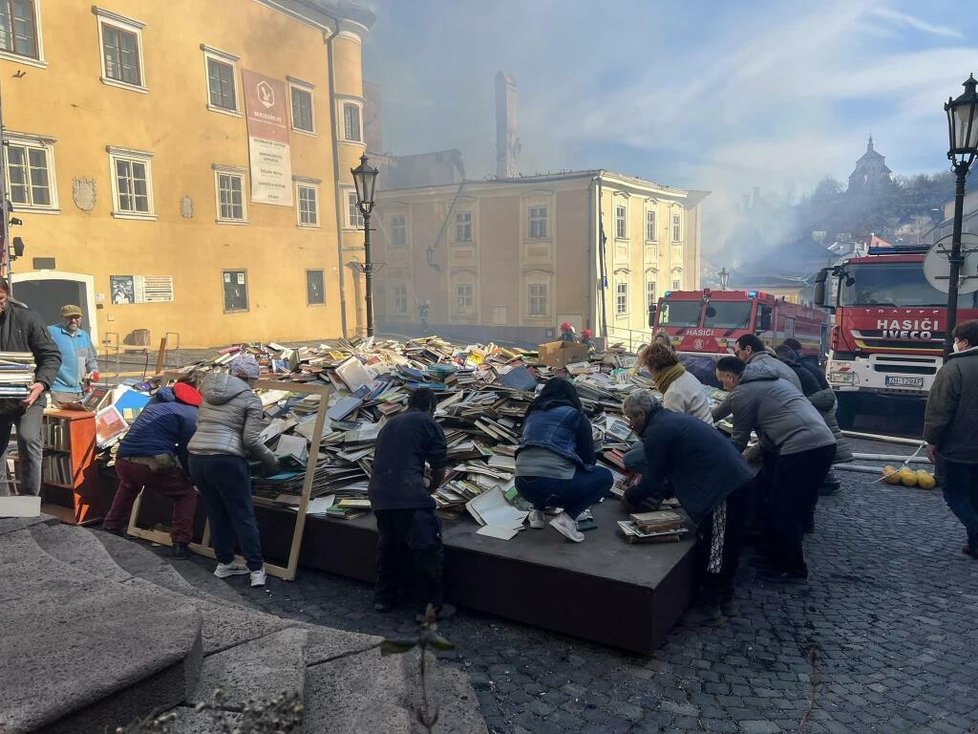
left=242, top=69, right=293, bottom=206
left=110, top=275, right=174, bottom=304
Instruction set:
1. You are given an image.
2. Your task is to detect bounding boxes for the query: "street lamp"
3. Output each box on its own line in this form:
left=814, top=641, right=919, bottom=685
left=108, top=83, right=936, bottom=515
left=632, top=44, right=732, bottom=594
left=718, top=267, right=729, bottom=290
left=943, top=73, right=978, bottom=357
left=351, top=153, right=379, bottom=337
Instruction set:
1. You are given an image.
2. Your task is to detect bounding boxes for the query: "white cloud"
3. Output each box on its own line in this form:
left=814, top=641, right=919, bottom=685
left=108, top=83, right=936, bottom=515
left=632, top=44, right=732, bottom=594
left=868, top=6, right=963, bottom=39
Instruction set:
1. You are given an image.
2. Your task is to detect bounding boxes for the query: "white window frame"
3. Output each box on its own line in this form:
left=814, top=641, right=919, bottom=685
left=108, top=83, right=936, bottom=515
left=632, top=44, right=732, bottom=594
left=455, top=282, right=475, bottom=316
left=672, top=209, right=683, bottom=242
left=615, top=203, right=628, bottom=240
left=342, top=187, right=364, bottom=230
left=616, top=279, right=628, bottom=317
left=672, top=278, right=682, bottom=291
left=94, top=7, right=147, bottom=93
left=295, top=180, right=320, bottom=228
left=212, top=165, right=247, bottom=224
left=201, top=45, right=240, bottom=116
left=107, top=146, right=155, bottom=220
left=390, top=214, right=407, bottom=246
left=392, top=284, right=408, bottom=315
left=289, top=77, right=316, bottom=135
left=527, top=282, right=548, bottom=317
left=646, top=279, right=657, bottom=311
left=646, top=208, right=657, bottom=242
left=454, top=210, right=473, bottom=243
left=528, top=205, right=548, bottom=239
left=4, top=131, right=58, bottom=212
left=338, top=98, right=364, bottom=144
left=0, top=0, right=45, bottom=67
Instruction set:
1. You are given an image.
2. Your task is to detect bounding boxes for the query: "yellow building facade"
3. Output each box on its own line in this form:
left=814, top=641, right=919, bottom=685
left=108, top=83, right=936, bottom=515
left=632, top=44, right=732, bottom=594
left=0, top=0, right=372, bottom=348
left=374, top=171, right=707, bottom=347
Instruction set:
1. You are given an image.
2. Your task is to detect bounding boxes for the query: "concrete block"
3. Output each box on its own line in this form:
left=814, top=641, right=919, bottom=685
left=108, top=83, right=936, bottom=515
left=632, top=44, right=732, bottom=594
left=192, top=628, right=309, bottom=709
left=30, top=523, right=132, bottom=583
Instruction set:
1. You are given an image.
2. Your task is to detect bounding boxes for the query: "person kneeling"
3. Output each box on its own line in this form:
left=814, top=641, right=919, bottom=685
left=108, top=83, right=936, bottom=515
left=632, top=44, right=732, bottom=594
left=621, top=390, right=754, bottom=625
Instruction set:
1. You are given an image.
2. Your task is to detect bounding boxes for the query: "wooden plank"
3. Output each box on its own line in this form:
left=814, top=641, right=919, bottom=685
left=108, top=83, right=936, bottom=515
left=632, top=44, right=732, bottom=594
left=155, top=338, right=167, bottom=375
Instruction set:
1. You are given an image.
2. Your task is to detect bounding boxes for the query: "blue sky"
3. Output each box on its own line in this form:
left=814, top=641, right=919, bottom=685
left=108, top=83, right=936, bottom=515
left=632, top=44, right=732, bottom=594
left=362, top=0, right=978, bottom=238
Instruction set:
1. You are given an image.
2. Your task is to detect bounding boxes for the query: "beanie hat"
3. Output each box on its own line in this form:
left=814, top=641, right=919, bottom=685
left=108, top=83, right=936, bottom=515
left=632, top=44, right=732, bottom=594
left=172, top=382, right=203, bottom=407
left=229, top=354, right=260, bottom=380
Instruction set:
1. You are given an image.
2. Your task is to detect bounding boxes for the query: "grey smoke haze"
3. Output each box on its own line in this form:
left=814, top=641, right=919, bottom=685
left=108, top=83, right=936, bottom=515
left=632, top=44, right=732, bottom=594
left=362, top=0, right=978, bottom=253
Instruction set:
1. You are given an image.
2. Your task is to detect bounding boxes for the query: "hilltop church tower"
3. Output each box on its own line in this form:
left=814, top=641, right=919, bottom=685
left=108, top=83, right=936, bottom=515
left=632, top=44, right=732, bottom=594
left=847, top=135, right=892, bottom=195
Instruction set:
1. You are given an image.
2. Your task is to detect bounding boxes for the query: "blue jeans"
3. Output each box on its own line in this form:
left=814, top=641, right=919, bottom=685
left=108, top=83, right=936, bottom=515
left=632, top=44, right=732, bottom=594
left=516, top=466, right=613, bottom=518
left=189, top=454, right=263, bottom=571
left=943, top=459, right=978, bottom=548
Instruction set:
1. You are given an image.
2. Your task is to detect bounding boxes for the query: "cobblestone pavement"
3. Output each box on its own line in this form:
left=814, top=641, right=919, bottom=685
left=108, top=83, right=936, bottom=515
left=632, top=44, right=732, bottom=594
left=162, top=439, right=978, bottom=734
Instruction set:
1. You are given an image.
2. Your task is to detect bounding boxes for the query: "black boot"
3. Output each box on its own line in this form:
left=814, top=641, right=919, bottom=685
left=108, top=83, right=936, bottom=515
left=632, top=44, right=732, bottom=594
left=172, top=542, right=189, bottom=560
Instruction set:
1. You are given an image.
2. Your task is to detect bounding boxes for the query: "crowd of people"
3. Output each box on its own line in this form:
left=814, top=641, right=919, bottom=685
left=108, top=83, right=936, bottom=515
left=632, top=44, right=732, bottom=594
left=2, top=271, right=975, bottom=626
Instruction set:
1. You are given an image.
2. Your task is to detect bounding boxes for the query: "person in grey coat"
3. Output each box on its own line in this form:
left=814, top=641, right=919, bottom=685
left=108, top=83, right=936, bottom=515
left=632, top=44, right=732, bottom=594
left=923, top=319, right=978, bottom=559
left=716, top=356, right=835, bottom=582
left=712, top=333, right=802, bottom=422
left=188, top=355, right=279, bottom=588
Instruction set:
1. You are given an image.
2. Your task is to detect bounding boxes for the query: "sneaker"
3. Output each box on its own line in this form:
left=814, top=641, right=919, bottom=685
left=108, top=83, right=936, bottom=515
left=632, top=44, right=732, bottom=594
left=528, top=510, right=546, bottom=529
left=213, top=561, right=249, bottom=578
left=250, top=567, right=267, bottom=588
left=172, top=542, right=189, bottom=560
left=549, top=512, right=585, bottom=543
left=682, top=604, right=723, bottom=627
left=576, top=508, right=594, bottom=522
left=416, top=603, right=456, bottom=624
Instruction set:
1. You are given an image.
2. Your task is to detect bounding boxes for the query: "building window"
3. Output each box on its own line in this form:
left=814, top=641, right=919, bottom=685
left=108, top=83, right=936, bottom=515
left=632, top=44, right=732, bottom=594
left=647, top=280, right=657, bottom=310
left=5, top=138, right=55, bottom=209
left=672, top=278, right=681, bottom=291
left=306, top=270, right=325, bottom=305
left=672, top=211, right=682, bottom=241
left=214, top=170, right=245, bottom=223
left=345, top=190, right=364, bottom=229
left=96, top=9, right=145, bottom=90
left=528, top=206, right=548, bottom=239
left=108, top=148, right=153, bottom=217
left=290, top=84, right=314, bottom=133
left=528, top=283, right=548, bottom=316
left=616, top=281, right=628, bottom=316
left=223, top=270, right=248, bottom=312
left=391, top=214, right=407, bottom=246
left=646, top=210, right=657, bottom=241
left=454, top=211, right=472, bottom=243
left=455, top=283, right=474, bottom=315
left=392, top=285, right=408, bottom=315
left=342, top=102, right=362, bottom=142
left=296, top=183, right=319, bottom=227
left=615, top=204, right=627, bottom=239
left=0, top=0, right=39, bottom=59
left=204, top=51, right=237, bottom=112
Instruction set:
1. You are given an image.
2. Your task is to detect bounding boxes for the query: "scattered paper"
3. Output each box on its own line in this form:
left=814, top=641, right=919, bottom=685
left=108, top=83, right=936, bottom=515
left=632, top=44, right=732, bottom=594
left=466, top=486, right=528, bottom=528
left=476, top=524, right=521, bottom=541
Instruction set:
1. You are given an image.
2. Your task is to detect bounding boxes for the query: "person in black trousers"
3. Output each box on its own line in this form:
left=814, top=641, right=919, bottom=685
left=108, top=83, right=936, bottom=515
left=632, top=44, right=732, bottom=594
left=368, top=387, right=452, bottom=622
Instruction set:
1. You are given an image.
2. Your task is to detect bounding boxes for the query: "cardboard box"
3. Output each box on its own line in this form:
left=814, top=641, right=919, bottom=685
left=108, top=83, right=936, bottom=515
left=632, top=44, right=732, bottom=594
left=537, top=340, right=590, bottom=368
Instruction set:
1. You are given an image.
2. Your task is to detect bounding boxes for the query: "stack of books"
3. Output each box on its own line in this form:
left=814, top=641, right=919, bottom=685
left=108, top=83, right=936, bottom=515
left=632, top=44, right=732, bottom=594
left=0, top=352, right=36, bottom=399
left=617, top=510, right=688, bottom=544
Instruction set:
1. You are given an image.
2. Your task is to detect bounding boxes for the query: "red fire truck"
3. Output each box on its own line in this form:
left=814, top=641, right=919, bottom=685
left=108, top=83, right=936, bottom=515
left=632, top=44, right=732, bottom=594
left=814, top=245, right=978, bottom=427
left=652, top=288, right=829, bottom=363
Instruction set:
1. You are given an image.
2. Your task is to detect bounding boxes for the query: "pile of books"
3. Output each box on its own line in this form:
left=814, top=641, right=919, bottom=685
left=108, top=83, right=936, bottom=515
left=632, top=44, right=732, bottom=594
left=617, top=510, right=688, bottom=544
left=0, top=352, right=36, bottom=399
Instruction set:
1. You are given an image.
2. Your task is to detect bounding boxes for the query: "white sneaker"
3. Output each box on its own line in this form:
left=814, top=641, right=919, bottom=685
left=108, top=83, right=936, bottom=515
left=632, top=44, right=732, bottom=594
left=528, top=510, right=546, bottom=529
left=576, top=509, right=593, bottom=522
left=550, top=512, right=585, bottom=542
left=214, top=561, right=249, bottom=578
left=250, top=567, right=267, bottom=588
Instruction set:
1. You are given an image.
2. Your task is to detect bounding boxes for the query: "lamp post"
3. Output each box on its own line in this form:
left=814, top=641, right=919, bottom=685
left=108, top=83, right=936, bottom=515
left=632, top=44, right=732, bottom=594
left=351, top=153, right=379, bottom=337
left=718, top=267, right=729, bottom=290
left=943, top=74, right=978, bottom=357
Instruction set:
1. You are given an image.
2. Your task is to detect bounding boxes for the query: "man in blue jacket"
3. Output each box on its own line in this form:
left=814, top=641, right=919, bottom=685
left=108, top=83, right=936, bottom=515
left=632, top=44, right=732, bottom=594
left=102, top=379, right=202, bottom=558
left=368, top=387, right=451, bottom=622
left=622, top=390, right=754, bottom=626
left=47, top=304, right=99, bottom=404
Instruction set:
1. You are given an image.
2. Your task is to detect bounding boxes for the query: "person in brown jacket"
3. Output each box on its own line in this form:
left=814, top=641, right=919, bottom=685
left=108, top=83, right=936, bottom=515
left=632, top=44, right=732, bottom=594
left=924, top=319, right=978, bottom=559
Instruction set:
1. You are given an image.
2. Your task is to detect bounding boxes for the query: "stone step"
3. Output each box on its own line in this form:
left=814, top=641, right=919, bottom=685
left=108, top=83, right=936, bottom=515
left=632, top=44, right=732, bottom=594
left=0, top=523, right=202, bottom=734
left=29, top=522, right=132, bottom=584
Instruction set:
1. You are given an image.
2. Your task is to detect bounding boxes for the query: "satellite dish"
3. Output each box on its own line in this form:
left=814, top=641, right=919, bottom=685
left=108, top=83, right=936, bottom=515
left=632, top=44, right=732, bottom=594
left=923, top=241, right=978, bottom=294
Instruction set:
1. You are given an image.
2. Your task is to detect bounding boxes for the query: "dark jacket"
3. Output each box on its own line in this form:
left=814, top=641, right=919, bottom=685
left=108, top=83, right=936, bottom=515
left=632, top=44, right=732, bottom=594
left=0, top=302, right=61, bottom=390
left=517, top=404, right=596, bottom=468
left=781, top=358, right=853, bottom=463
left=923, top=346, right=978, bottom=463
left=782, top=359, right=821, bottom=397
left=369, top=409, right=449, bottom=511
left=798, top=356, right=829, bottom=390
left=188, top=373, right=278, bottom=472
left=728, top=359, right=836, bottom=456
left=624, top=405, right=754, bottom=523
left=118, top=386, right=199, bottom=470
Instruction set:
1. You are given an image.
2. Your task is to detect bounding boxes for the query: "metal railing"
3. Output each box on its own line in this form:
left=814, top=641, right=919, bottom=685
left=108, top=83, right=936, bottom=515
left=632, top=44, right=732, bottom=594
left=603, top=326, right=652, bottom=353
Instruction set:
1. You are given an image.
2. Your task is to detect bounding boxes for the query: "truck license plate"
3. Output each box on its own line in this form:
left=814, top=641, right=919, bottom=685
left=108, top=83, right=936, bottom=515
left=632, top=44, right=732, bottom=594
left=885, top=375, right=924, bottom=389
